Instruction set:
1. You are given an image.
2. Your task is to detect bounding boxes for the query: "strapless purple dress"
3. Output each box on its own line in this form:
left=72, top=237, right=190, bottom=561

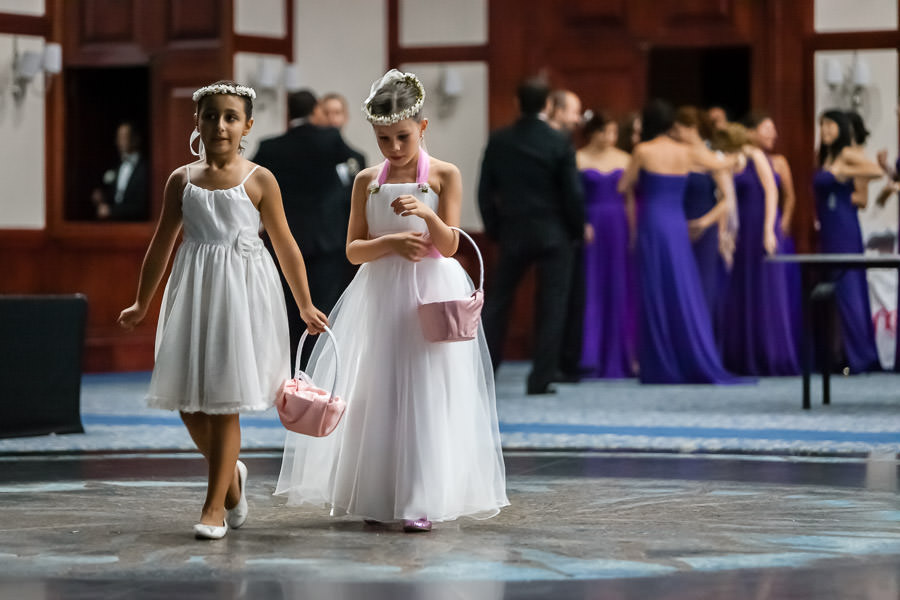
left=813, top=169, right=880, bottom=373
left=579, top=168, right=635, bottom=378
left=635, top=170, right=738, bottom=383
left=719, top=163, right=799, bottom=375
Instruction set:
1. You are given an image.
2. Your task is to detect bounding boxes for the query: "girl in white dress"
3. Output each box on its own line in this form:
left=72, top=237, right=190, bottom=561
left=118, top=81, right=328, bottom=539
left=276, top=70, right=509, bottom=532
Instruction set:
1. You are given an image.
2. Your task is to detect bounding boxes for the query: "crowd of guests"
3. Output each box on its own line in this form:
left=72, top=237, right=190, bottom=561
left=478, top=77, right=891, bottom=392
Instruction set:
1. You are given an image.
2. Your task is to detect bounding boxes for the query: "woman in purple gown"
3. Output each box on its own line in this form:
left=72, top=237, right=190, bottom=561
left=744, top=112, right=802, bottom=351
left=618, top=100, right=738, bottom=384
left=715, top=123, right=799, bottom=375
left=672, top=106, right=734, bottom=329
left=576, top=111, right=635, bottom=378
left=814, top=110, right=883, bottom=373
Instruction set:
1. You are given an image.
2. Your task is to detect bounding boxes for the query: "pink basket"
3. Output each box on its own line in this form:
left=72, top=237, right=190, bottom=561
left=275, top=326, right=345, bottom=437
left=415, top=227, right=485, bottom=343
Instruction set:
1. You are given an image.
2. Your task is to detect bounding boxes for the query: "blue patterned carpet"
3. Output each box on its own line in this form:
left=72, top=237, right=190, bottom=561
left=1, top=362, right=898, bottom=455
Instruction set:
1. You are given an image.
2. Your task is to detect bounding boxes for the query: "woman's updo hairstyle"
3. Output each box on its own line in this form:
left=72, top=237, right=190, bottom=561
left=582, top=110, right=615, bottom=140
left=710, top=122, right=749, bottom=153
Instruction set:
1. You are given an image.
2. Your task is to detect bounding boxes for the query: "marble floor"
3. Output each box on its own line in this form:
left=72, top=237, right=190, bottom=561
left=1, top=451, right=899, bottom=599
left=1, top=364, right=899, bottom=598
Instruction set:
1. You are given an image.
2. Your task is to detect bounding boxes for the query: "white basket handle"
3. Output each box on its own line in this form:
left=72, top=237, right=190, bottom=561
left=413, top=226, right=484, bottom=302
left=294, top=325, right=341, bottom=400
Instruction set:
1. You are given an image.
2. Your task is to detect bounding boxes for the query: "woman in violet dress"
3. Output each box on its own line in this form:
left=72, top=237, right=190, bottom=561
left=814, top=109, right=883, bottom=373
left=618, top=99, right=738, bottom=384
left=576, top=111, right=635, bottom=378
left=743, top=112, right=802, bottom=350
left=714, top=122, right=799, bottom=375
left=672, top=106, right=736, bottom=330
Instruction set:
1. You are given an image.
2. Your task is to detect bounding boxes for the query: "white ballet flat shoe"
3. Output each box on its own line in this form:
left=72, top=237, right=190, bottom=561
left=193, top=521, right=228, bottom=540
left=226, top=460, right=248, bottom=529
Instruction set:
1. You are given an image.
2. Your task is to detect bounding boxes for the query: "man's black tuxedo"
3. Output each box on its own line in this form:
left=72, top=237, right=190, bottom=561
left=253, top=124, right=360, bottom=364
left=477, top=115, right=585, bottom=393
left=104, top=157, right=149, bottom=221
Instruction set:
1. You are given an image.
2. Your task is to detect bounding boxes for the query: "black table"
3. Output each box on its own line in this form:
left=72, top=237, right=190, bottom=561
left=768, top=254, right=900, bottom=409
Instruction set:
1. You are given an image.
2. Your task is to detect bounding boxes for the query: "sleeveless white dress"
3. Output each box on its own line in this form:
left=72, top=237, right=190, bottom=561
left=146, top=165, right=289, bottom=414
left=275, top=169, right=509, bottom=523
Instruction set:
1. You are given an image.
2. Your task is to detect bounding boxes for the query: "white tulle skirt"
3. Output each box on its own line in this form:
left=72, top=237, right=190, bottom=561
left=275, top=254, right=509, bottom=522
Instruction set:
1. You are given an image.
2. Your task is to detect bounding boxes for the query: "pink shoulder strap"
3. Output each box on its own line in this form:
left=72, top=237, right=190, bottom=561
left=376, top=148, right=430, bottom=186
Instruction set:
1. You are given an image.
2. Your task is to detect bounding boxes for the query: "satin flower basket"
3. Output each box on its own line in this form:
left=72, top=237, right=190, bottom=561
left=416, top=227, right=485, bottom=343
left=276, top=326, right=345, bottom=437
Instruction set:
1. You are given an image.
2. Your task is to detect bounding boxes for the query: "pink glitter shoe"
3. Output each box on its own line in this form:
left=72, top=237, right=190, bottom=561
left=402, top=518, right=432, bottom=533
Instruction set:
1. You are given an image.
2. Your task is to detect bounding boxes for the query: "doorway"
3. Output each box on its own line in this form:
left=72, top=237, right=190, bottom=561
left=647, top=46, right=751, bottom=122
left=64, top=66, right=150, bottom=221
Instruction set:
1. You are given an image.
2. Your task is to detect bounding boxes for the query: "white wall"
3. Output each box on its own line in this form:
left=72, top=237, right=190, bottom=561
left=0, top=33, right=46, bottom=228
left=0, top=0, right=43, bottom=15
left=815, top=0, right=897, bottom=32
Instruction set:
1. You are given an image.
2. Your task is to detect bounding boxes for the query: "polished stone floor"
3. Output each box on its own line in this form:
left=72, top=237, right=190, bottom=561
left=1, top=362, right=899, bottom=598
left=1, top=450, right=899, bottom=599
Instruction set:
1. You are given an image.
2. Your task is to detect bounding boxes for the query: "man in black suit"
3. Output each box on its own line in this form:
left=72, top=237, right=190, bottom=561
left=93, top=122, right=149, bottom=221
left=253, top=90, right=360, bottom=364
left=478, top=78, right=586, bottom=394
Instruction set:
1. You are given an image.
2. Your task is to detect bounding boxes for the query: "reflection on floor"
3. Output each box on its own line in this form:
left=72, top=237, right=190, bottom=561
left=0, top=451, right=898, bottom=599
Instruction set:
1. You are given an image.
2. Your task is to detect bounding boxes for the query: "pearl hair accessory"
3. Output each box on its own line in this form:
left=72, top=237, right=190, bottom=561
left=362, top=69, right=426, bottom=125
left=192, top=83, right=257, bottom=103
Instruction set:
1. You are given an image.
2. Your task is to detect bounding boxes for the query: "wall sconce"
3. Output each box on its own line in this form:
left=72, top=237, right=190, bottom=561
left=435, top=66, right=463, bottom=119
left=823, top=52, right=871, bottom=115
left=11, top=38, right=62, bottom=103
left=284, top=63, right=304, bottom=93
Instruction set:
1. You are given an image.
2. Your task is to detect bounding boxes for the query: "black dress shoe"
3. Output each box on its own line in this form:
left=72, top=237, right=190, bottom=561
left=551, top=370, right=581, bottom=383
left=526, top=384, right=556, bottom=395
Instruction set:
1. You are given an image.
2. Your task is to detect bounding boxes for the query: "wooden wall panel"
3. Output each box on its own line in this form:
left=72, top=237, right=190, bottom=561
left=167, top=0, right=220, bottom=41
left=81, top=0, right=134, bottom=43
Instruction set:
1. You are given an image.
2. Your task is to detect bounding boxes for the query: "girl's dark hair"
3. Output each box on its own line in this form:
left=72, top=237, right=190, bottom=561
left=583, top=110, right=615, bottom=139
left=641, top=99, right=675, bottom=142
left=845, top=111, right=870, bottom=145
left=196, top=79, right=254, bottom=119
left=817, top=109, right=853, bottom=167
left=368, top=77, right=424, bottom=122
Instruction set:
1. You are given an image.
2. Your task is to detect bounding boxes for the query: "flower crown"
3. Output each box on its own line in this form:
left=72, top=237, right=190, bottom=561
left=192, top=83, right=257, bottom=103
left=362, top=69, right=426, bottom=125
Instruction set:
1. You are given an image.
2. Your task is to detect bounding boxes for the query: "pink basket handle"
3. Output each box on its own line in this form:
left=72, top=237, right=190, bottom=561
left=294, top=325, right=341, bottom=400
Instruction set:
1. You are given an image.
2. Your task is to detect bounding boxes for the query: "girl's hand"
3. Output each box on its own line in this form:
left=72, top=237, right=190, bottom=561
left=390, top=231, right=430, bottom=262
left=299, top=304, right=329, bottom=335
left=763, top=228, right=778, bottom=256
left=117, top=303, right=147, bottom=331
left=391, top=195, right=434, bottom=220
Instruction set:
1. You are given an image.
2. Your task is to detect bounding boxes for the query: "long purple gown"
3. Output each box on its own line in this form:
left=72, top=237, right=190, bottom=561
left=579, top=168, right=635, bottom=378
left=720, top=162, right=799, bottom=375
left=683, top=172, right=724, bottom=328
left=813, top=170, right=880, bottom=373
left=635, top=170, right=738, bottom=384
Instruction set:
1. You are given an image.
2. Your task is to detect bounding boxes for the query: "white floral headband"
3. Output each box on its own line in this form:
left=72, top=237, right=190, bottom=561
left=192, top=83, right=257, bottom=103
left=362, top=69, right=425, bottom=125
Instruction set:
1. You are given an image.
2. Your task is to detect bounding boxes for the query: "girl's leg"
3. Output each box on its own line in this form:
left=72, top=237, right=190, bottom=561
left=181, top=412, right=241, bottom=526
left=201, top=413, right=241, bottom=526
